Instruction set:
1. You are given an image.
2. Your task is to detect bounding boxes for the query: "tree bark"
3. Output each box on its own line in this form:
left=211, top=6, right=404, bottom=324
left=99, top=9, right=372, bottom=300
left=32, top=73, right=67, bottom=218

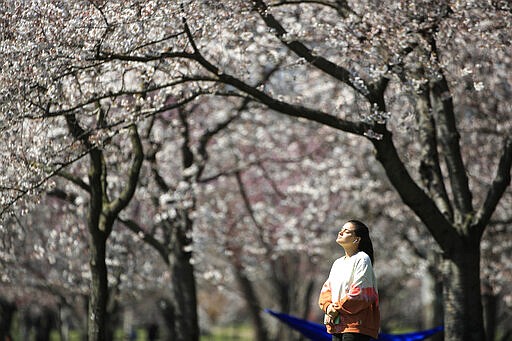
left=422, top=265, right=444, bottom=341
left=441, top=236, right=485, bottom=341
left=86, top=148, right=109, bottom=341
left=0, top=298, right=16, bottom=341
left=158, top=298, right=176, bottom=340
left=168, top=214, right=199, bottom=341
left=63, top=120, right=143, bottom=341
left=34, top=307, right=56, bottom=341
left=368, top=128, right=495, bottom=341
left=481, top=285, right=497, bottom=341
left=232, top=262, right=269, bottom=341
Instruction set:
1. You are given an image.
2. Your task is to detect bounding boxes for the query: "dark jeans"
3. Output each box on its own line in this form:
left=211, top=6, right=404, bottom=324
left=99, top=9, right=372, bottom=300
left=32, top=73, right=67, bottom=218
left=332, top=332, right=372, bottom=341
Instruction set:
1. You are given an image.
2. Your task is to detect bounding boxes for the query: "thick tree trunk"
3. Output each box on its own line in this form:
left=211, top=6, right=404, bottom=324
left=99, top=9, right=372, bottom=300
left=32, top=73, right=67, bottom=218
left=88, top=231, right=109, bottom=341
left=370, top=130, right=499, bottom=341
left=168, top=216, right=199, bottom=341
left=442, top=238, right=485, bottom=341
left=421, top=264, right=443, bottom=341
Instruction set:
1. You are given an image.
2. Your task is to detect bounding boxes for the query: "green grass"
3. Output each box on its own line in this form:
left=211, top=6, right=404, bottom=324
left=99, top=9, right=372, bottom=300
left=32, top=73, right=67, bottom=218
left=49, top=329, right=148, bottom=341
left=19, top=324, right=253, bottom=341
left=50, top=330, right=82, bottom=341
left=201, top=324, right=253, bottom=341
left=40, top=325, right=253, bottom=341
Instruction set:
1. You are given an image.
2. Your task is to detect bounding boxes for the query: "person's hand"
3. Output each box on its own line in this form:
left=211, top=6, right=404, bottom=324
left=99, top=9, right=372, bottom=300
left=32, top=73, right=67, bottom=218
left=326, top=303, right=339, bottom=318
left=324, top=314, right=336, bottom=325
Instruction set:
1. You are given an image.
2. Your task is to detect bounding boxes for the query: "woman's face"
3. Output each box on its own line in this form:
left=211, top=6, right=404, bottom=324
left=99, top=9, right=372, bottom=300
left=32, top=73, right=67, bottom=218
left=336, top=222, right=359, bottom=247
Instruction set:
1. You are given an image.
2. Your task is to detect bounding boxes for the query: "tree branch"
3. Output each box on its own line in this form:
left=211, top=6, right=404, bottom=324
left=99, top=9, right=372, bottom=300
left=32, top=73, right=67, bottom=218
left=0, top=145, right=92, bottom=217
left=196, top=111, right=241, bottom=181
left=428, top=38, right=473, bottom=218
left=198, top=154, right=305, bottom=184
left=269, top=0, right=358, bottom=18
left=107, top=124, right=144, bottom=218
left=96, top=19, right=368, bottom=136
left=118, top=217, right=169, bottom=263
left=251, top=0, right=364, bottom=93
left=196, top=64, right=281, bottom=181
left=235, top=171, right=289, bottom=300
left=180, top=19, right=368, bottom=136
left=178, top=106, right=195, bottom=173
left=57, top=171, right=91, bottom=193
left=474, top=136, right=512, bottom=235
left=65, top=111, right=92, bottom=148
left=43, top=77, right=214, bottom=119
left=414, top=79, right=453, bottom=219
left=46, top=188, right=79, bottom=204
left=371, top=131, right=459, bottom=253
left=146, top=141, right=171, bottom=193
left=257, top=162, right=287, bottom=199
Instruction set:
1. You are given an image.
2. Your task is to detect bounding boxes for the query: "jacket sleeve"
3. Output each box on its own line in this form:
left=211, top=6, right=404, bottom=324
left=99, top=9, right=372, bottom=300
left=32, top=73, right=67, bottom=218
left=318, top=278, right=333, bottom=313
left=338, top=256, right=378, bottom=315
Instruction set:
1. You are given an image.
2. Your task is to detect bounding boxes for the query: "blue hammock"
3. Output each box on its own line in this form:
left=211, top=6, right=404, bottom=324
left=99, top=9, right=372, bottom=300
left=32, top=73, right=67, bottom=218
left=265, top=309, right=443, bottom=341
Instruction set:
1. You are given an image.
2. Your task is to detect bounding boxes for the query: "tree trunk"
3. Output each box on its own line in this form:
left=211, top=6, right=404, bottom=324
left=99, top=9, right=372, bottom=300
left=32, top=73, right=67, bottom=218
left=168, top=215, right=199, bottom=341
left=57, top=304, right=73, bottom=341
left=370, top=131, right=495, bottom=341
left=442, top=237, right=485, bottom=341
left=276, top=253, right=315, bottom=341
left=34, top=307, right=55, bottom=341
left=106, top=293, right=122, bottom=341
left=232, top=263, right=269, bottom=341
left=81, top=125, right=142, bottom=341
left=275, top=283, right=293, bottom=341
left=421, top=264, right=444, bottom=341
left=299, top=279, right=315, bottom=341
left=481, top=280, right=497, bottom=341
left=158, top=298, right=176, bottom=340
left=88, top=230, right=109, bottom=341
left=0, top=298, right=16, bottom=341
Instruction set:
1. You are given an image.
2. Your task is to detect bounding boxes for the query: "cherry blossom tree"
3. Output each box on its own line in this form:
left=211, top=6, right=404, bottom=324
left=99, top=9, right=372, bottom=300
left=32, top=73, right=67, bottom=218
left=2, top=1, right=512, bottom=341
left=191, top=107, right=417, bottom=339
left=169, top=3, right=510, bottom=340
left=61, top=120, right=143, bottom=341
left=0, top=194, right=89, bottom=340
left=0, top=176, right=175, bottom=340
left=1, top=3, right=239, bottom=340
left=116, top=102, right=241, bottom=341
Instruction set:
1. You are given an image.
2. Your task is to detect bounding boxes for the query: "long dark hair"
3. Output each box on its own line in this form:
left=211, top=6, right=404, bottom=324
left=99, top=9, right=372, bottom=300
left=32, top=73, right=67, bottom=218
left=347, top=219, right=374, bottom=264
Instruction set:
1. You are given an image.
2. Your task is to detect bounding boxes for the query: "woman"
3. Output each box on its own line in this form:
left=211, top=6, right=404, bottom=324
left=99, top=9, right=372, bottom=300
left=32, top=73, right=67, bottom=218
left=318, top=220, right=380, bottom=341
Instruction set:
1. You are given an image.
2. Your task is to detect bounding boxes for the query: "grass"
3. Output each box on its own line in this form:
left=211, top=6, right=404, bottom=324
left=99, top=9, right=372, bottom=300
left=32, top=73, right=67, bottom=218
left=201, top=324, right=253, bottom=341
left=39, top=324, right=253, bottom=341
left=48, top=329, right=149, bottom=341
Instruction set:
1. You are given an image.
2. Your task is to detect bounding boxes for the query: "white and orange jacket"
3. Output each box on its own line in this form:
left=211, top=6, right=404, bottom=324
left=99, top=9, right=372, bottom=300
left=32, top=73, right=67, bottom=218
left=318, top=251, right=380, bottom=339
